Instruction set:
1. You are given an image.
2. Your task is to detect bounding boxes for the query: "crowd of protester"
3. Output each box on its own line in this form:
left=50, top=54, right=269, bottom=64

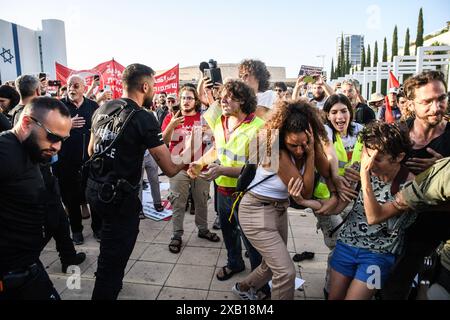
left=1, top=59, right=450, bottom=300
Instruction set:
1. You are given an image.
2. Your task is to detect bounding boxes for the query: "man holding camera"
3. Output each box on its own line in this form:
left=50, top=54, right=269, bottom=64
left=56, top=75, right=100, bottom=245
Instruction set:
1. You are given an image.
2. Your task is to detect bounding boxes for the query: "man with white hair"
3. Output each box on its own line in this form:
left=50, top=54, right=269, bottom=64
left=55, top=75, right=100, bottom=245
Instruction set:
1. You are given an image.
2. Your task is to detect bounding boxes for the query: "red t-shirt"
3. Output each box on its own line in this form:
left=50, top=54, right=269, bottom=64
left=161, top=112, right=207, bottom=170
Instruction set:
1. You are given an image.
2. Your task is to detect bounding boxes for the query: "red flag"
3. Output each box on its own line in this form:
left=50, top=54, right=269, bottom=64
left=384, top=71, right=400, bottom=123
left=55, top=59, right=125, bottom=99
left=154, top=64, right=179, bottom=95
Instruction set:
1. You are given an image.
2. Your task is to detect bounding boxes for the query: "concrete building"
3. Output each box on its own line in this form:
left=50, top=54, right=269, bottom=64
left=174, top=63, right=287, bottom=85
left=336, top=34, right=365, bottom=67
left=0, top=19, right=67, bottom=83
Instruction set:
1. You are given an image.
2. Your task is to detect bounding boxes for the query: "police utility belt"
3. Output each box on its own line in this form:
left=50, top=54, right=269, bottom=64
left=0, top=263, right=39, bottom=293
left=87, top=178, right=139, bottom=204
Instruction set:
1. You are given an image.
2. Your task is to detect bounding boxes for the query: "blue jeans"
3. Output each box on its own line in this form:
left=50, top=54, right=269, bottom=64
left=217, top=193, right=262, bottom=271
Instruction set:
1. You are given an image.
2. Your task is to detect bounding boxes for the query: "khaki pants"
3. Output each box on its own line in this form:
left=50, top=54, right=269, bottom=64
left=169, top=170, right=210, bottom=238
left=238, top=192, right=295, bottom=300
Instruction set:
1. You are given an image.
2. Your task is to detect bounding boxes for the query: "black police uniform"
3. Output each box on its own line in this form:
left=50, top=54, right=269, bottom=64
left=0, top=132, right=59, bottom=300
left=86, top=98, right=163, bottom=300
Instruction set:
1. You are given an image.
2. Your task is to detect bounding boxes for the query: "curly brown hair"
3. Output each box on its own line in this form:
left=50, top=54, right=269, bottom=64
left=265, top=99, right=329, bottom=151
left=220, top=80, right=257, bottom=115
left=360, top=121, right=412, bottom=160
left=239, top=59, right=271, bottom=92
left=403, top=70, right=447, bottom=100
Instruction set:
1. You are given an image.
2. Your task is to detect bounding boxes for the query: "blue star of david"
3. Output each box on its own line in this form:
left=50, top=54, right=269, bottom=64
left=0, top=48, right=14, bottom=64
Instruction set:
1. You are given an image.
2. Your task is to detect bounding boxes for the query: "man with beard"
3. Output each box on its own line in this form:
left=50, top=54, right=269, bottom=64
left=155, top=92, right=168, bottom=128
left=381, top=70, right=450, bottom=299
left=0, top=97, right=72, bottom=299
left=341, top=80, right=375, bottom=125
left=309, top=76, right=331, bottom=110
left=56, top=75, right=100, bottom=245
left=86, top=63, right=186, bottom=300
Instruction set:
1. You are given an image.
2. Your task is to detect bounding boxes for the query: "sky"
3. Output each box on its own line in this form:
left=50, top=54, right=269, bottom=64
left=1, top=0, right=449, bottom=78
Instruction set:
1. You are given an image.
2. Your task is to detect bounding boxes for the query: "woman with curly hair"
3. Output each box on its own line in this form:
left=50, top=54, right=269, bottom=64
left=232, top=99, right=331, bottom=300
left=290, top=121, right=416, bottom=300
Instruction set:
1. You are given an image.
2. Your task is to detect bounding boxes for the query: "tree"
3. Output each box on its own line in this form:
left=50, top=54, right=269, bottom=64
left=330, top=58, right=335, bottom=80
left=392, top=25, right=398, bottom=61
left=382, top=37, right=388, bottom=94
left=404, top=28, right=411, bottom=55
left=415, top=7, right=424, bottom=54
left=361, top=44, right=366, bottom=70
left=366, top=44, right=371, bottom=68
left=340, top=33, right=345, bottom=77
left=372, top=41, right=379, bottom=93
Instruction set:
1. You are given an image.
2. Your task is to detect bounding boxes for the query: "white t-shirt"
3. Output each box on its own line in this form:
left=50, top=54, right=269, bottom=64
left=257, top=90, right=277, bottom=109
left=325, top=122, right=363, bottom=154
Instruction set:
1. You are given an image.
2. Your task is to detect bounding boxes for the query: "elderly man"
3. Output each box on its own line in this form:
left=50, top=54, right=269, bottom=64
left=55, top=75, right=100, bottom=245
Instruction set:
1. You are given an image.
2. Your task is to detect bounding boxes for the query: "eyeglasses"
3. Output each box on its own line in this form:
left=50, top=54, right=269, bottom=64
left=181, top=96, right=195, bottom=101
left=413, top=95, right=448, bottom=108
left=167, top=99, right=176, bottom=103
left=29, top=116, right=69, bottom=143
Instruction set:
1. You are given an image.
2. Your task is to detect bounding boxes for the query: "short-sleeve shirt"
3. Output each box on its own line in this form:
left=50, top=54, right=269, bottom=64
left=338, top=175, right=416, bottom=255
left=354, top=103, right=376, bottom=125
left=0, top=131, right=46, bottom=271
left=401, top=157, right=450, bottom=210
left=90, top=98, right=164, bottom=186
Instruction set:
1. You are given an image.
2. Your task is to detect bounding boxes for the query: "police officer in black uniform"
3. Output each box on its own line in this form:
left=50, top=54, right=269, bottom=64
left=86, top=63, right=187, bottom=300
left=0, top=97, right=72, bottom=299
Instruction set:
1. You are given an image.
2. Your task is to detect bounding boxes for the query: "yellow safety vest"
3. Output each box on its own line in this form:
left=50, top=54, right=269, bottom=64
left=313, top=134, right=363, bottom=199
left=203, top=104, right=264, bottom=188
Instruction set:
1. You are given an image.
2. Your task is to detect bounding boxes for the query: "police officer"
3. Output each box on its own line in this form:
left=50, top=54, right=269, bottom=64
left=0, top=97, right=72, bottom=299
left=86, top=63, right=186, bottom=300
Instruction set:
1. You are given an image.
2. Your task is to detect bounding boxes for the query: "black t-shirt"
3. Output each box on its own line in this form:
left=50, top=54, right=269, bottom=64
left=91, top=98, right=164, bottom=186
left=0, top=112, right=11, bottom=132
left=0, top=132, right=46, bottom=272
left=354, top=103, right=376, bottom=125
left=8, top=104, right=25, bottom=127
left=60, top=97, right=99, bottom=166
left=407, top=120, right=450, bottom=175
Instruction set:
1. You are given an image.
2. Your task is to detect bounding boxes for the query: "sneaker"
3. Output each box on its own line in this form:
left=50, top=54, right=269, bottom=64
left=72, top=232, right=84, bottom=245
left=212, top=215, right=221, bottom=230
left=62, top=252, right=86, bottom=273
left=232, top=283, right=258, bottom=300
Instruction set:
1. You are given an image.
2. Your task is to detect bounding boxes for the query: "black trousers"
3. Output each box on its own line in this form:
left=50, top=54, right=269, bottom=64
left=86, top=185, right=141, bottom=300
left=382, top=211, right=450, bottom=300
left=55, top=163, right=102, bottom=234
left=0, top=261, right=60, bottom=300
left=44, top=199, right=77, bottom=265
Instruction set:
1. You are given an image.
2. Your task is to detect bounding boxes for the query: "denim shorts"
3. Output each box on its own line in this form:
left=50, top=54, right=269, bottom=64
left=330, top=241, right=396, bottom=287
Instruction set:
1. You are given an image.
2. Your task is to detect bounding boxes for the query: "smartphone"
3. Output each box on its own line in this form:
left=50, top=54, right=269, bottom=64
left=104, top=85, right=111, bottom=92
left=39, top=72, right=47, bottom=80
left=94, top=75, right=100, bottom=81
left=303, top=75, right=316, bottom=84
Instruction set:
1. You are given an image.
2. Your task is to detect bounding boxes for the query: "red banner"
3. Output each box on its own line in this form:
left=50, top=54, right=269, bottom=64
left=56, top=61, right=179, bottom=98
left=154, top=64, right=179, bottom=95
left=55, top=59, right=125, bottom=99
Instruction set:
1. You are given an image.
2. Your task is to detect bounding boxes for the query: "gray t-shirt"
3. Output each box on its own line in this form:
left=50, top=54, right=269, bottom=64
left=338, top=176, right=416, bottom=255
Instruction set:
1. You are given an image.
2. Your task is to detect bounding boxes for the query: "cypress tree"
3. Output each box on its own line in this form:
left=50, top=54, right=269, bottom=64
left=415, top=8, right=424, bottom=54
left=404, top=28, right=411, bottom=55
left=366, top=44, right=371, bottom=68
left=392, top=25, right=398, bottom=61
left=361, top=44, right=366, bottom=70
left=346, top=44, right=351, bottom=73
left=331, top=58, right=335, bottom=80
left=372, top=41, right=379, bottom=93
left=340, top=34, right=345, bottom=76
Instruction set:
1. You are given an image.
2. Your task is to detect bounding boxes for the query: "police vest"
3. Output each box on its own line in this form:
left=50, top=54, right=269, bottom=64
left=313, top=133, right=363, bottom=199
left=212, top=116, right=264, bottom=188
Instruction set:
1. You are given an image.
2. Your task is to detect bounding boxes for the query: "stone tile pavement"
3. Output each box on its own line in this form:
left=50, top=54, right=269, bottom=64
left=43, top=178, right=329, bottom=300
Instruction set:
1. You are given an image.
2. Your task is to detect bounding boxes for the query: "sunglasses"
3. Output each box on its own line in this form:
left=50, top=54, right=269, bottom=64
left=29, top=116, right=69, bottom=143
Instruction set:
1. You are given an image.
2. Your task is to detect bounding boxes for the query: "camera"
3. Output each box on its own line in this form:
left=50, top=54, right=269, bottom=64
left=39, top=72, right=47, bottom=80
left=48, top=80, right=61, bottom=87
left=199, top=59, right=223, bottom=86
left=94, top=75, right=100, bottom=81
